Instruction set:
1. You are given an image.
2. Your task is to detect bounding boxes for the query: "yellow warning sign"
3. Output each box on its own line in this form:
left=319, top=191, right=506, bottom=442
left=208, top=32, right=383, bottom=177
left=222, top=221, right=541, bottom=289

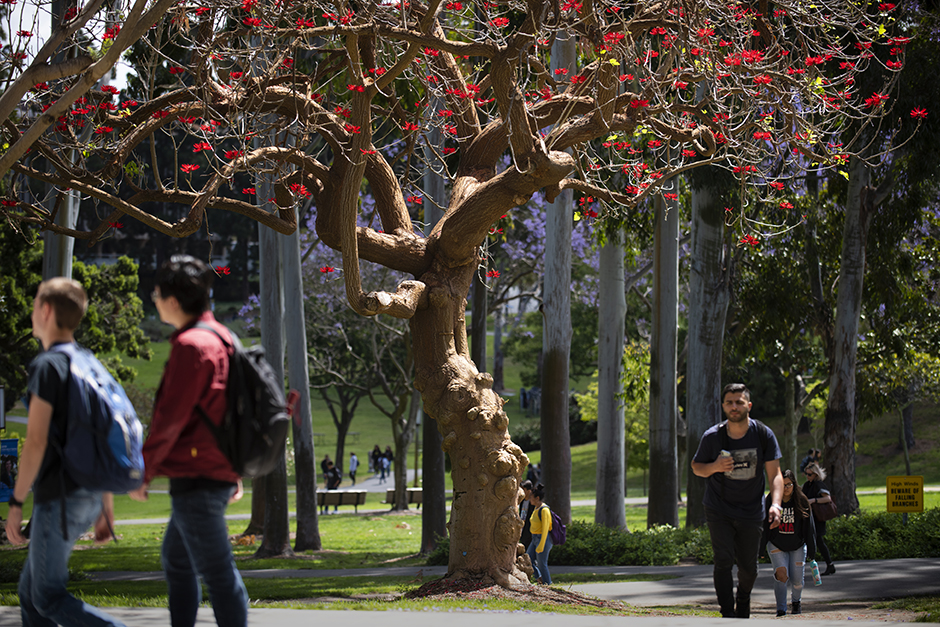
left=886, top=476, right=924, bottom=513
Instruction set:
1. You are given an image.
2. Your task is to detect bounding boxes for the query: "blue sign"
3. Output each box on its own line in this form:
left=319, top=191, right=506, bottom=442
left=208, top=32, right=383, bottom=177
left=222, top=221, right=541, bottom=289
left=1, top=439, right=18, bottom=503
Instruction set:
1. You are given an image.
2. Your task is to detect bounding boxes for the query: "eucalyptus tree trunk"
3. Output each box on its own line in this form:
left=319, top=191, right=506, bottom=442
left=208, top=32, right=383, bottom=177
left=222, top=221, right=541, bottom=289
left=648, top=190, right=679, bottom=529
left=471, top=273, right=488, bottom=372
left=825, top=156, right=873, bottom=516
left=281, top=227, right=321, bottom=551
left=492, top=306, right=505, bottom=393
left=685, top=180, right=731, bottom=528
left=538, top=36, right=575, bottom=526
left=420, top=137, right=447, bottom=553
left=595, top=228, right=626, bottom=530
left=782, top=373, right=800, bottom=473
left=254, top=212, right=293, bottom=558
left=41, top=0, right=79, bottom=281
left=390, top=386, right=419, bottom=511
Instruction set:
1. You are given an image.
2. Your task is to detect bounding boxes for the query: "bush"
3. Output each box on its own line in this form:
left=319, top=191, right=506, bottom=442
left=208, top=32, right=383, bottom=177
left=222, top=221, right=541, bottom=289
left=425, top=535, right=450, bottom=566
left=826, top=509, right=940, bottom=561
left=549, top=521, right=695, bottom=566
left=423, top=509, right=940, bottom=568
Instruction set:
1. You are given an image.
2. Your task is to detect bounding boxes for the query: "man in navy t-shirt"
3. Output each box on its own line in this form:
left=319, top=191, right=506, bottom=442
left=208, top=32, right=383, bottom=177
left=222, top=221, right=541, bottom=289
left=692, top=383, right=784, bottom=618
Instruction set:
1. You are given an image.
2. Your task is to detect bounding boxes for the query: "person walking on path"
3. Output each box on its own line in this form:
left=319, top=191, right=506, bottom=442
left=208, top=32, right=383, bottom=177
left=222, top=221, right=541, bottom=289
left=526, top=483, right=555, bottom=585
left=348, top=452, right=359, bottom=486
left=6, top=278, right=126, bottom=627
left=519, top=480, right=534, bottom=549
left=802, top=462, right=836, bottom=576
left=371, top=445, right=382, bottom=477
left=129, top=255, right=248, bottom=627
left=322, top=461, right=342, bottom=514
left=763, top=469, right=817, bottom=617
left=691, top=382, right=784, bottom=618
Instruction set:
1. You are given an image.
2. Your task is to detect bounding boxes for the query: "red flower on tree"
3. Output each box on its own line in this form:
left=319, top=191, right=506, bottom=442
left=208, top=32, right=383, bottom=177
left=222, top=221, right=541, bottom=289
left=320, top=266, right=335, bottom=273
left=486, top=269, right=500, bottom=278
left=109, top=221, right=124, bottom=228
left=180, top=164, right=200, bottom=173
left=193, top=142, right=213, bottom=152
left=225, top=150, right=244, bottom=159
left=216, top=266, right=231, bottom=275
left=290, top=183, right=311, bottom=197
left=243, top=187, right=256, bottom=194
left=911, top=108, right=928, bottom=119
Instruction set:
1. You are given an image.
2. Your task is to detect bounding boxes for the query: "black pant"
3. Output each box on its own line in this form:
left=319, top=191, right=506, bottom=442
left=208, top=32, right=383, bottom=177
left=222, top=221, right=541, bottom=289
left=705, top=506, right=764, bottom=617
left=814, top=518, right=832, bottom=564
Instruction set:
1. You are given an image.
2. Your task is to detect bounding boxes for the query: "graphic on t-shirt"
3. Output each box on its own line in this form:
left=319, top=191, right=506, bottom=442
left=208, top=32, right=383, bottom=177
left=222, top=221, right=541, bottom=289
left=779, top=505, right=795, bottom=534
left=727, top=448, right=758, bottom=480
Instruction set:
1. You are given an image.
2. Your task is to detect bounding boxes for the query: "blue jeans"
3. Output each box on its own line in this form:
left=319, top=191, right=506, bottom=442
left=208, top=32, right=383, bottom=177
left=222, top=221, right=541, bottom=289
left=767, top=541, right=806, bottom=612
left=705, top=507, right=763, bottom=617
left=162, top=486, right=248, bottom=627
left=18, top=488, right=126, bottom=627
left=526, top=533, right=554, bottom=584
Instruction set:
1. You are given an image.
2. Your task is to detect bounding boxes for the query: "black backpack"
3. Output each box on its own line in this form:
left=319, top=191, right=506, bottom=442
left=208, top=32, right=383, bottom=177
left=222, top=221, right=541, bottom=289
left=194, top=323, right=289, bottom=478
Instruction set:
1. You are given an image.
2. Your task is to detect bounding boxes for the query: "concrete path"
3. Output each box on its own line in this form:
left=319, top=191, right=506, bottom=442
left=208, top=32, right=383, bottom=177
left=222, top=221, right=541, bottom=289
left=2, top=558, right=934, bottom=626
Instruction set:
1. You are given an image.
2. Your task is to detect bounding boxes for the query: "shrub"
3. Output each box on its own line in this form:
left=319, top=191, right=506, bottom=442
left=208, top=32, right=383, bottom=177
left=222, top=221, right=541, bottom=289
left=826, top=509, right=940, bottom=560
left=551, top=521, right=692, bottom=566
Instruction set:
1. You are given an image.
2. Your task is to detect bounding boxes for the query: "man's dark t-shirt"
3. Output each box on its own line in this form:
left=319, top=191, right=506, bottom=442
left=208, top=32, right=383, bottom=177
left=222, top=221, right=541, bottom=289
left=27, top=345, right=79, bottom=503
left=693, top=419, right=781, bottom=521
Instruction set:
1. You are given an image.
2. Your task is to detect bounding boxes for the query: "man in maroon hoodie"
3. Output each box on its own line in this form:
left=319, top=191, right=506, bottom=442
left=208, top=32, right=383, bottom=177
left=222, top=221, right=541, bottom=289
left=130, top=255, right=247, bottom=627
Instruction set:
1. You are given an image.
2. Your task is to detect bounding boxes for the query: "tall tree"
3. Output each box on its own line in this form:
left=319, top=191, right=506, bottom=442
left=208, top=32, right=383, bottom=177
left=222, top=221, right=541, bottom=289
left=594, top=227, right=626, bottom=530
left=685, top=173, right=733, bottom=528
left=3, top=0, right=915, bottom=585
left=647, top=190, right=679, bottom=528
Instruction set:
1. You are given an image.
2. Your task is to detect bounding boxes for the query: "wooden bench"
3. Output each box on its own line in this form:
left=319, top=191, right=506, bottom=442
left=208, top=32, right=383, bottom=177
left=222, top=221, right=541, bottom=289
left=382, top=487, right=423, bottom=508
left=317, top=490, right=368, bottom=513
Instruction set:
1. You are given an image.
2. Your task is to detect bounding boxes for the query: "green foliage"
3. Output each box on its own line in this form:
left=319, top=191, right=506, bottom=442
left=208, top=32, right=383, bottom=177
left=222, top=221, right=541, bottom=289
left=72, top=257, right=153, bottom=372
left=825, top=509, right=940, bottom=561
left=0, top=242, right=152, bottom=411
left=550, top=521, right=706, bottom=566
left=0, top=228, right=42, bottom=411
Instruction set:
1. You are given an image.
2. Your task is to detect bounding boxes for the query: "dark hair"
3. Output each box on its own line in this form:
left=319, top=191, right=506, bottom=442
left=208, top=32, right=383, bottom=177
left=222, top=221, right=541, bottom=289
left=37, top=278, right=87, bottom=331
left=531, top=482, right=546, bottom=499
left=155, top=255, right=214, bottom=315
left=783, top=469, right=811, bottom=518
left=521, top=480, right=533, bottom=491
left=721, top=383, right=751, bottom=402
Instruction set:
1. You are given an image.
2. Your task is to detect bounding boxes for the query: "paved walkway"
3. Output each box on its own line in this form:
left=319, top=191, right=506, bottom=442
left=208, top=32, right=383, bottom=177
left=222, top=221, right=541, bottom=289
left=3, top=558, right=937, bottom=626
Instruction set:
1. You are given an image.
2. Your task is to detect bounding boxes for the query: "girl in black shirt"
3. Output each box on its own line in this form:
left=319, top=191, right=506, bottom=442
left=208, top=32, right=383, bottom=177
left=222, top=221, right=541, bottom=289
left=764, top=469, right=816, bottom=616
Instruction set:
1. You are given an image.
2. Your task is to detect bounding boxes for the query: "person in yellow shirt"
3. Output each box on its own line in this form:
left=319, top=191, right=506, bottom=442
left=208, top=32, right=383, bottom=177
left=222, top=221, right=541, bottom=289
left=526, top=483, right=554, bottom=585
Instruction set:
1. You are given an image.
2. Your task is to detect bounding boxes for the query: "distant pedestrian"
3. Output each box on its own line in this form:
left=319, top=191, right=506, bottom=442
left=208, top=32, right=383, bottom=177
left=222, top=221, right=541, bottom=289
left=519, top=480, right=534, bottom=548
left=322, top=461, right=342, bottom=514
left=348, top=452, right=359, bottom=486
left=526, top=483, right=554, bottom=585
left=802, top=462, right=836, bottom=576
left=763, top=469, right=816, bottom=617
left=691, top=382, right=784, bottom=619
left=378, top=455, right=389, bottom=484
left=320, top=454, right=332, bottom=476
left=799, top=448, right=821, bottom=473
left=371, top=445, right=382, bottom=477
left=384, top=446, right=394, bottom=473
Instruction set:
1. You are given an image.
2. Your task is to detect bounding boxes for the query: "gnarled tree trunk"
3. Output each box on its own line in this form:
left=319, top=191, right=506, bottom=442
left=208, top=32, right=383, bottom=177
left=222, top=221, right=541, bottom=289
left=411, top=258, right=529, bottom=587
